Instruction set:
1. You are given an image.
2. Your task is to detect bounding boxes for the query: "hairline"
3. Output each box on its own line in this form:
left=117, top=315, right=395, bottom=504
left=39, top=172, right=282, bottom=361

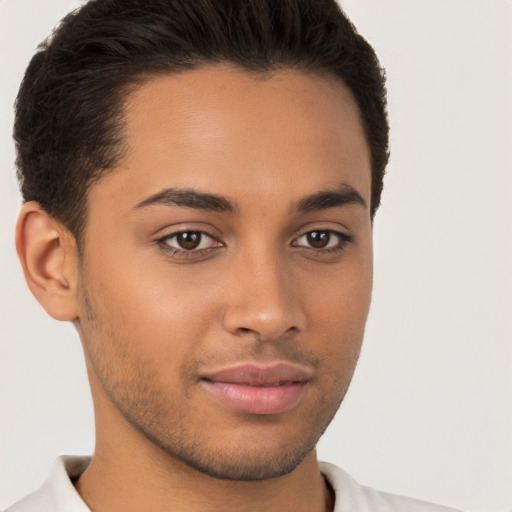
left=70, top=61, right=374, bottom=252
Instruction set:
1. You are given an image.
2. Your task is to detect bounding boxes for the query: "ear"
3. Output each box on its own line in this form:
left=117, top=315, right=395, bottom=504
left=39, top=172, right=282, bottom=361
left=16, top=201, right=80, bottom=321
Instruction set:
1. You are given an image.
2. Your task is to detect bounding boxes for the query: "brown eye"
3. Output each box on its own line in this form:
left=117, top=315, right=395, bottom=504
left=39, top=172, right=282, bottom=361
left=176, top=231, right=202, bottom=250
left=293, top=229, right=352, bottom=253
left=306, top=231, right=330, bottom=249
left=159, top=230, right=221, bottom=253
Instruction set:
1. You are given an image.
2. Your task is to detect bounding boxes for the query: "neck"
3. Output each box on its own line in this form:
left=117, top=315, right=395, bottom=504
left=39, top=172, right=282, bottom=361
left=75, top=376, right=333, bottom=512
left=75, top=439, right=332, bottom=512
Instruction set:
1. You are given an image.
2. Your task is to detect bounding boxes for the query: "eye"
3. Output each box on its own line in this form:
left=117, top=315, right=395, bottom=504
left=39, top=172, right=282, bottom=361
left=158, top=230, right=222, bottom=253
left=293, top=229, right=352, bottom=251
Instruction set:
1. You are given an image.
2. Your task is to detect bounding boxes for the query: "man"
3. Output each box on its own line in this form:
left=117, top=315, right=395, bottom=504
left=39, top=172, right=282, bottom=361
left=6, top=0, right=464, bottom=510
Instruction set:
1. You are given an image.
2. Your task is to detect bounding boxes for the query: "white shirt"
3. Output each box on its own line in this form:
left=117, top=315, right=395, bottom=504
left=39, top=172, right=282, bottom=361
left=5, top=456, right=463, bottom=511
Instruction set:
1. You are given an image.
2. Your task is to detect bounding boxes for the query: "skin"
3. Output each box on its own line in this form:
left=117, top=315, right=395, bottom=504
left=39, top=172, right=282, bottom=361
left=17, top=64, right=373, bottom=512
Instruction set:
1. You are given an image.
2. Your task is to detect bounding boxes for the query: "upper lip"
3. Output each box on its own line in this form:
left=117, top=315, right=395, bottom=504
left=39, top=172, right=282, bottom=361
left=201, top=362, right=312, bottom=386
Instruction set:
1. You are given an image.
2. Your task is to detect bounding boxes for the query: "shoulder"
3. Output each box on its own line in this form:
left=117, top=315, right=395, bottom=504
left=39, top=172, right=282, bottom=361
left=4, top=487, right=55, bottom=512
left=4, top=456, right=91, bottom=512
left=319, top=462, right=464, bottom=512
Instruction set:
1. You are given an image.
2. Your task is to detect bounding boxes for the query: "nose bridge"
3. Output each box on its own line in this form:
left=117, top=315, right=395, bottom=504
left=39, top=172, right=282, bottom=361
left=222, top=240, right=305, bottom=340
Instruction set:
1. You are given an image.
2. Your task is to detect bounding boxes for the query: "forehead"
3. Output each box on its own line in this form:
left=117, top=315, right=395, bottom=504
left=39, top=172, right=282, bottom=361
left=91, top=64, right=371, bottom=212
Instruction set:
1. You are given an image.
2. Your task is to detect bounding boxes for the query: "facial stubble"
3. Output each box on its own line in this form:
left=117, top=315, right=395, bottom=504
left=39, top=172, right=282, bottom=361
left=77, top=273, right=360, bottom=482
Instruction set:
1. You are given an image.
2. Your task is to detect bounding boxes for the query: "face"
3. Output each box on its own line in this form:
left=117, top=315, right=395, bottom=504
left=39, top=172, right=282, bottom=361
left=76, top=64, right=373, bottom=480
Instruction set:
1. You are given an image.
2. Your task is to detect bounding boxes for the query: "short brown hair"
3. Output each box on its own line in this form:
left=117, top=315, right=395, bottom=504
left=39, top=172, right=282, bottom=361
left=14, top=0, right=389, bottom=243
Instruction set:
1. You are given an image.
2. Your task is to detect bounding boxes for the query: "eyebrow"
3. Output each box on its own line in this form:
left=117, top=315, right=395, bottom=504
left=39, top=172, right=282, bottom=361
left=296, top=185, right=367, bottom=213
left=133, top=188, right=237, bottom=213
left=132, top=183, right=366, bottom=214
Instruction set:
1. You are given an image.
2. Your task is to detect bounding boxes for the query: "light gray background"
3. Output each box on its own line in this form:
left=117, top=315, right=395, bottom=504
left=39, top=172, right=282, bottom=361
left=1, top=1, right=511, bottom=511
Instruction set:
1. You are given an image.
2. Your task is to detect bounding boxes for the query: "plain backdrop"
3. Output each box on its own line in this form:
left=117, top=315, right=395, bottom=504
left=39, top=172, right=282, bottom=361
left=0, top=1, right=511, bottom=511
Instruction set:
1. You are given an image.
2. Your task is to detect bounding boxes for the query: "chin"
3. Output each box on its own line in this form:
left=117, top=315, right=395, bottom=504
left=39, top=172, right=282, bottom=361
left=170, top=441, right=315, bottom=481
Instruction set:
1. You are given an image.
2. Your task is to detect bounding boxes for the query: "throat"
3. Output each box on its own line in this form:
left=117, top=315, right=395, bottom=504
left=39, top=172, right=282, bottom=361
left=73, top=447, right=332, bottom=512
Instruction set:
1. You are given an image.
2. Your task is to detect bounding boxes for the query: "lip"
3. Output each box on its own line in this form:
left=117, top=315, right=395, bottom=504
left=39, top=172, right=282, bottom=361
left=200, top=363, right=311, bottom=415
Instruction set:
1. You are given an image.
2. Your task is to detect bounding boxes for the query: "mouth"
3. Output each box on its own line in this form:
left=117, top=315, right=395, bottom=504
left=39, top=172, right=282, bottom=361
left=200, top=363, right=311, bottom=415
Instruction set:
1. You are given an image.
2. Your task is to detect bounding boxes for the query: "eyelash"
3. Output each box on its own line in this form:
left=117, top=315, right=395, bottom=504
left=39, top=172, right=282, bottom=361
left=156, top=231, right=221, bottom=258
left=292, top=230, right=353, bottom=254
left=156, top=228, right=353, bottom=258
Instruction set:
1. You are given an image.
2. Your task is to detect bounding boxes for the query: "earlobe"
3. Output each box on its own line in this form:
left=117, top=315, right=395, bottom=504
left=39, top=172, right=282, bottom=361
left=15, top=201, right=80, bottom=321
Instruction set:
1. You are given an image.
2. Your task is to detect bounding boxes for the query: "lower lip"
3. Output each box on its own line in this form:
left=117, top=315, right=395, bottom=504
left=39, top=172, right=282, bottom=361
left=202, top=380, right=308, bottom=415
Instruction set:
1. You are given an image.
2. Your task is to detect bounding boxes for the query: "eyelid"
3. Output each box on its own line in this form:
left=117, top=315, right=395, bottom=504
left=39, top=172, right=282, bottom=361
left=291, top=227, right=354, bottom=251
left=153, top=223, right=353, bottom=259
left=151, top=220, right=222, bottom=238
left=155, top=227, right=225, bottom=257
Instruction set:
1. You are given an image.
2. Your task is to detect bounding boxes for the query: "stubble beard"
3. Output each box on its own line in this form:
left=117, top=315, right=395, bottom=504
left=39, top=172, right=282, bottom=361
left=78, top=282, right=357, bottom=482
left=106, top=375, right=348, bottom=482
left=92, top=354, right=350, bottom=482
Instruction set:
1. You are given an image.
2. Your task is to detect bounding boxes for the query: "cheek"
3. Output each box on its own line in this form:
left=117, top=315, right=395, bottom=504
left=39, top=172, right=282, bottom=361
left=303, top=252, right=372, bottom=355
left=78, top=248, right=225, bottom=374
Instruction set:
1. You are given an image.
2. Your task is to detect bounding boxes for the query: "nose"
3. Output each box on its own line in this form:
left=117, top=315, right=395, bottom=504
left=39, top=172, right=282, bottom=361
left=222, top=248, right=306, bottom=342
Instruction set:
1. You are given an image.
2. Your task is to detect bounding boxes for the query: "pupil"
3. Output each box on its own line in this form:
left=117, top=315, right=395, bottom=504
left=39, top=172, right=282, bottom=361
left=307, top=231, right=329, bottom=248
left=177, top=232, right=201, bottom=250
